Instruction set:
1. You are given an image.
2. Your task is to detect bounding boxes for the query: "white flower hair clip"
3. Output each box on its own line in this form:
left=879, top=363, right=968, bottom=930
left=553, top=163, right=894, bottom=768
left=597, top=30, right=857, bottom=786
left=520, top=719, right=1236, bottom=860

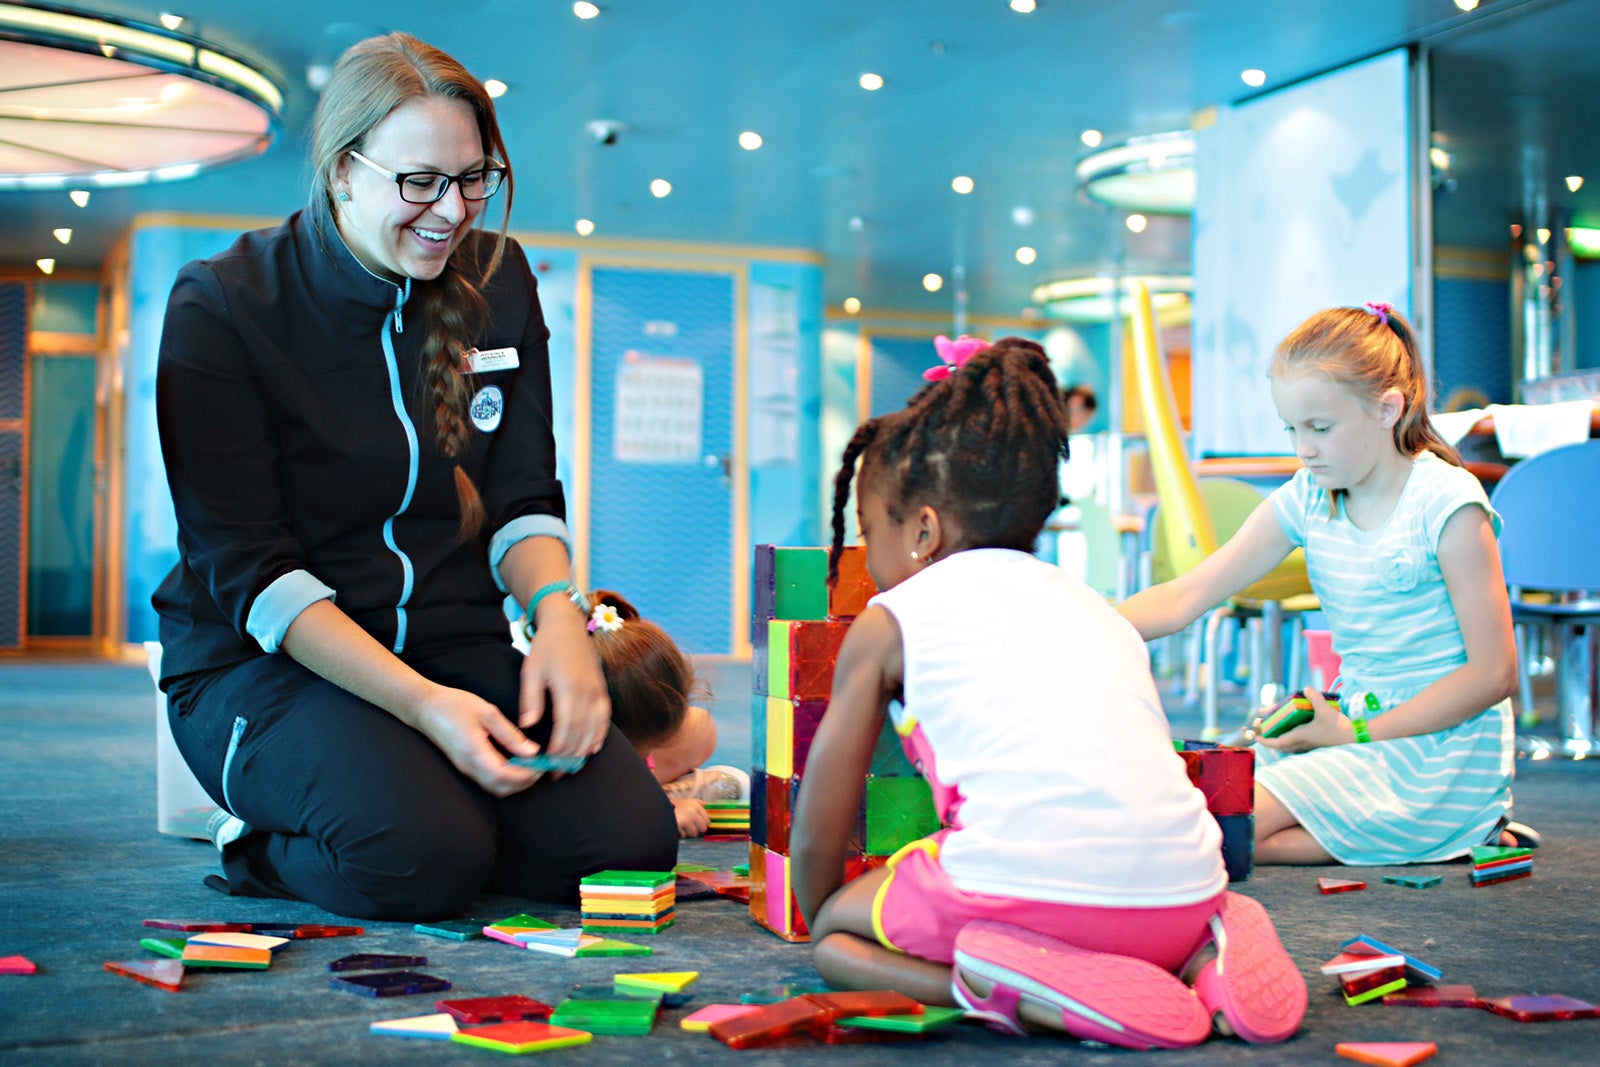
left=587, top=603, right=623, bottom=634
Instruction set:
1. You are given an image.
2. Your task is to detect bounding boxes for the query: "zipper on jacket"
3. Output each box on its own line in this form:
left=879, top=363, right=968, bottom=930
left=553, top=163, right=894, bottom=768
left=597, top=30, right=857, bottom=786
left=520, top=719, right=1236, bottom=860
left=221, top=715, right=248, bottom=815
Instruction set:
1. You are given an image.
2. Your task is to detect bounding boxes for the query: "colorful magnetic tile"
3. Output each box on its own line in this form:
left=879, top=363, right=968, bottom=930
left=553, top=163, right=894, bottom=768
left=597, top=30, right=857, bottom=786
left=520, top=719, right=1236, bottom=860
left=614, top=971, right=698, bottom=994
left=829, top=544, right=877, bottom=618
left=508, top=751, right=588, bottom=773
left=573, top=939, right=652, bottom=957
left=1259, top=699, right=1315, bottom=738
left=250, top=922, right=363, bottom=938
left=710, top=996, right=835, bottom=1049
left=329, top=953, right=427, bottom=971
left=1470, top=868, right=1533, bottom=888
left=1321, top=951, right=1405, bottom=976
left=837, top=1006, right=967, bottom=1033
left=1215, top=812, right=1255, bottom=883
left=514, top=928, right=586, bottom=948
left=1382, top=984, right=1481, bottom=1009
left=1479, top=994, right=1600, bottom=1022
left=330, top=970, right=450, bottom=997
left=549, top=997, right=659, bottom=1035
left=449, top=1021, right=593, bottom=1054
left=1382, top=873, right=1443, bottom=889
left=181, top=943, right=270, bottom=969
left=1469, top=844, right=1533, bottom=865
left=580, top=920, right=674, bottom=936
left=104, top=958, right=184, bottom=992
left=1340, top=935, right=1444, bottom=984
left=758, top=545, right=830, bottom=622
left=0, top=954, right=38, bottom=975
left=487, top=912, right=560, bottom=932
left=1471, top=858, right=1533, bottom=877
left=1336, top=1041, right=1438, bottom=1067
left=370, top=1012, right=459, bottom=1039
left=805, top=990, right=923, bottom=1017
left=1318, top=877, right=1367, bottom=894
left=579, top=870, right=675, bottom=890
left=414, top=920, right=484, bottom=940
left=141, top=919, right=252, bottom=932
left=188, top=931, right=290, bottom=953
left=1340, top=965, right=1408, bottom=996
left=139, top=937, right=186, bottom=959
left=436, top=994, right=553, bottom=1023
left=1342, top=973, right=1408, bottom=1005
left=1472, top=853, right=1535, bottom=873
left=568, top=983, right=662, bottom=1005
left=484, top=926, right=540, bottom=948
left=739, top=983, right=831, bottom=1005
left=1176, top=742, right=1256, bottom=815
left=674, top=862, right=717, bottom=873
left=681, top=1004, right=761, bottom=1032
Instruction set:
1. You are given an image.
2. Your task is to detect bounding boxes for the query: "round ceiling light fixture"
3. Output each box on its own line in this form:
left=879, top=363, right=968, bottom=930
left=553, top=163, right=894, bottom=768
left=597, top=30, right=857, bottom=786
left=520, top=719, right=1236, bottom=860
left=0, top=2, right=281, bottom=191
left=1075, top=130, right=1195, bottom=214
left=1031, top=274, right=1193, bottom=324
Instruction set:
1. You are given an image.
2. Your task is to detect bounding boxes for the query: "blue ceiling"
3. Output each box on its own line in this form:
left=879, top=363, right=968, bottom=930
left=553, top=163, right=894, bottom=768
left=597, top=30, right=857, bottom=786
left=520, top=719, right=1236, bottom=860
left=4, top=0, right=1596, bottom=319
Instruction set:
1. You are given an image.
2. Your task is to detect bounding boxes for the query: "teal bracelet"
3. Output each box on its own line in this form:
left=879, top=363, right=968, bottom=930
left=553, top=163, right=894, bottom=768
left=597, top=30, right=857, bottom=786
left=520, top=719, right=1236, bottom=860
left=522, top=580, right=590, bottom=640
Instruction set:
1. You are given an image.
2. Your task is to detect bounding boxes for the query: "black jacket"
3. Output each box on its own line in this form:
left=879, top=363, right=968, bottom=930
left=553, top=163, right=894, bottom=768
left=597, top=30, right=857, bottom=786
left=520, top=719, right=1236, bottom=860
left=154, top=205, right=562, bottom=682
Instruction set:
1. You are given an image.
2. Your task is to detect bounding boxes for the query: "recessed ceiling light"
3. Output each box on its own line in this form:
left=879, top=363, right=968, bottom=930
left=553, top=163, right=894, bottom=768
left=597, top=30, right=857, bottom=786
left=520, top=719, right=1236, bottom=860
left=951, top=175, right=974, bottom=195
left=483, top=79, right=507, bottom=99
left=650, top=178, right=672, bottom=198
left=923, top=273, right=944, bottom=292
left=843, top=297, right=861, bottom=315
left=1080, top=129, right=1102, bottom=148
left=1010, top=0, right=1037, bottom=12
left=1454, top=0, right=1478, bottom=10
left=36, top=258, right=55, bottom=274
left=1566, top=175, right=1584, bottom=192
left=575, top=218, right=595, bottom=236
left=573, top=2, right=600, bottom=18
left=158, top=13, right=184, bottom=30
left=1241, top=69, right=1266, bottom=88
left=1011, top=205, right=1035, bottom=226
left=69, top=190, right=90, bottom=207
left=1429, top=146, right=1451, bottom=172
left=739, top=131, right=763, bottom=151
left=53, top=228, right=71, bottom=244
left=859, top=72, right=884, bottom=91
left=1537, top=227, right=1552, bottom=244
left=848, top=216, right=864, bottom=231
left=1125, top=213, right=1148, bottom=233
left=1015, top=246, right=1037, bottom=265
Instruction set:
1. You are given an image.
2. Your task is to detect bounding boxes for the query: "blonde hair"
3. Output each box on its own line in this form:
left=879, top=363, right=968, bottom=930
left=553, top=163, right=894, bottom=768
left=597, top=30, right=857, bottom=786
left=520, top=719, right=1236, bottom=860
left=1271, top=305, right=1459, bottom=514
left=309, top=32, right=516, bottom=541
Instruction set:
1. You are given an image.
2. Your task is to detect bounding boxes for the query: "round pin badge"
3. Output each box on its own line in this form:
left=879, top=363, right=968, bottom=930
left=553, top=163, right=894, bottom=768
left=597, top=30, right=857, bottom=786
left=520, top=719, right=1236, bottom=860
left=469, top=385, right=504, bottom=432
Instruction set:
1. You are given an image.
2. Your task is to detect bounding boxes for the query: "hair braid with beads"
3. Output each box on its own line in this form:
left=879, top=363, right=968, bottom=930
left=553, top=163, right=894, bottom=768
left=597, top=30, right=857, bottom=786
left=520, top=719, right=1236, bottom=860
left=828, top=337, right=1069, bottom=581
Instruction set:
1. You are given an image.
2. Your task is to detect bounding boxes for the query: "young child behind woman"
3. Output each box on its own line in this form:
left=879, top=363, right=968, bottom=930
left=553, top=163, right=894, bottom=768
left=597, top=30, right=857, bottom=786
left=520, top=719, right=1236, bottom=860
left=790, top=337, right=1305, bottom=1049
left=585, top=591, right=748, bottom=838
left=1119, top=303, right=1520, bottom=866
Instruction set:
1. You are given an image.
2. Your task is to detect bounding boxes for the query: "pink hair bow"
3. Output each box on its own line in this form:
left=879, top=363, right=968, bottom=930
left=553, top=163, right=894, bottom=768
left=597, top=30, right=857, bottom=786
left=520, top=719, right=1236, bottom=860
left=923, top=334, right=988, bottom=381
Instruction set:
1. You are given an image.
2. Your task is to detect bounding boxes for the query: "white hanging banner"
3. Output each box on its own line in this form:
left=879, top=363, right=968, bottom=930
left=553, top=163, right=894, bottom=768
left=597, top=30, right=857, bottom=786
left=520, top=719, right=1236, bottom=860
left=613, top=352, right=703, bottom=464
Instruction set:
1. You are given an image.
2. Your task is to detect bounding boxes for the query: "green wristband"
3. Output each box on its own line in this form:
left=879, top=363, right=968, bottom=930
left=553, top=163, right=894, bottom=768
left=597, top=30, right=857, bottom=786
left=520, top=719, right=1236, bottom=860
left=1351, top=717, right=1372, bottom=744
left=522, top=580, right=590, bottom=640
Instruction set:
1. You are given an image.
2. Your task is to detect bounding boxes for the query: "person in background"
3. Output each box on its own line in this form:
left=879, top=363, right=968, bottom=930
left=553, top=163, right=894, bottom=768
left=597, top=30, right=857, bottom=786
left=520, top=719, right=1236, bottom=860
left=153, top=32, right=675, bottom=922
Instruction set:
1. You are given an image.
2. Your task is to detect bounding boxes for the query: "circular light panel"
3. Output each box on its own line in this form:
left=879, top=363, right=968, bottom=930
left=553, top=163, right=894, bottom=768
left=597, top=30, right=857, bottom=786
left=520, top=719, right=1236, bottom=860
left=1076, top=131, right=1195, bottom=214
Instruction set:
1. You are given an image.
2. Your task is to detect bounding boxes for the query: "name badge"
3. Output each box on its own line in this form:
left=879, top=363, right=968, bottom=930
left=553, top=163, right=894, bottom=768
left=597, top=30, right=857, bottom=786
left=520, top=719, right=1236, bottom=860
left=466, top=346, right=519, bottom=373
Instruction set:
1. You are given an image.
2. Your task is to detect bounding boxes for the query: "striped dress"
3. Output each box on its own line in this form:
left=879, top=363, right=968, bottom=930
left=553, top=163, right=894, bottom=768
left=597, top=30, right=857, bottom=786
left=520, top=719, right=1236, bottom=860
left=1255, top=452, right=1515, bottom=864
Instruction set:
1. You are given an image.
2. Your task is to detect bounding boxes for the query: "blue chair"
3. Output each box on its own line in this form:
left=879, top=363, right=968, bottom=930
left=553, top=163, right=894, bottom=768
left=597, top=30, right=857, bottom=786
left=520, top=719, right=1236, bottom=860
left=1489, top=439, right=1600, bottom=755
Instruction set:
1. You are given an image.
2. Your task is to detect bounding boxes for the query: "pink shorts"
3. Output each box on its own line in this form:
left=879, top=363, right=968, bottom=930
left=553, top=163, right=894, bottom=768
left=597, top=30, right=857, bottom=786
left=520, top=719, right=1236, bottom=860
left=871, top=837, right=1224, bottom=973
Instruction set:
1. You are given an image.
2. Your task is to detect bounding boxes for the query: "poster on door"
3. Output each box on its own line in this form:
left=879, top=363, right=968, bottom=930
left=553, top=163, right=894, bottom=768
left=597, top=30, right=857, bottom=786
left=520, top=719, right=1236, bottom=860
left=612, top=352, right=703, bottom=463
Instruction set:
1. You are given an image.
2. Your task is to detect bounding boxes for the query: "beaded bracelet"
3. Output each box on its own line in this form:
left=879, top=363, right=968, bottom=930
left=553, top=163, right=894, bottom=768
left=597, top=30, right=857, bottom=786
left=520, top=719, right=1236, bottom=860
left=1350, top=692, right=1380, bottom=743
left=521, top=580, right=590, bottom=641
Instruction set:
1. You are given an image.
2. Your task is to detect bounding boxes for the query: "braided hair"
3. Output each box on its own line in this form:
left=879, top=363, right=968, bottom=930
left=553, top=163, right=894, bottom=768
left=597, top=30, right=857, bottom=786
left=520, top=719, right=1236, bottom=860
left=828, top=337, right=1070, bottom=581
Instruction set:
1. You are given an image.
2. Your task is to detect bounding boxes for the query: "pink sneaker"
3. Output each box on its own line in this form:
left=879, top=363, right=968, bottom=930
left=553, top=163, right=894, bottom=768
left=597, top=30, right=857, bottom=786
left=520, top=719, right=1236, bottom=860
left=951, top=921, right=1210, bottom=1050
left=1187, top=892, right=1306, bottom=1043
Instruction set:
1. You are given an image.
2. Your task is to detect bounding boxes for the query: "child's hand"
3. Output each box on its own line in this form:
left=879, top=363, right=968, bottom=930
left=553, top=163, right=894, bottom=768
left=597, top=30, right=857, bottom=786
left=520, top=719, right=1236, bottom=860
left=1254, top=688, right=1346, bottom=752
left=671, top=797, right=710, bottom=838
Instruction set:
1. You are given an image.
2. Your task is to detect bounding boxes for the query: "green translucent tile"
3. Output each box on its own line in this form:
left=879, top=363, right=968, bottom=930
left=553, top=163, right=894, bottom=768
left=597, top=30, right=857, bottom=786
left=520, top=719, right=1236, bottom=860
left=139, top=937, right=186, bottom=959
left=772, top=548, right=829, bottom=620
left=864, top=776, right=939, bottom=855
left=487, top=912, right=558, bottom=930
left=673, top=862, right=717, bottom=873
left=1469, top=845, right=1532, bottom=865
left=550, top=997, right=658, bottom=1035
left=869, top=720, right=917, bottom=777
left=579, top=871, right=674, bottom=889
left=837, top=1006, right=967, bottom=1033
left=414, top=920, right=484, bottom=940
left=580, top=919, right=674, bottom=936
left=1344, top=977, right=1409, bottom=1005
left=732, top=864, right=749, bottom=877
left=575, top=939, right=653, bottom=957
left=1382, top=874, right=1443, bottom=890
left=768, top=621, right=792, bottom=699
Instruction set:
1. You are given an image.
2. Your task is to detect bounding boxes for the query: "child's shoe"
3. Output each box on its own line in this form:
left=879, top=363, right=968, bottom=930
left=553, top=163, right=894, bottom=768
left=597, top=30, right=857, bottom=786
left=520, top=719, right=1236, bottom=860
left=663, top=765, right=750, bottom=802
left=1186, top=892, right=1306, bottom=1043
left=951, top=920, right=1210, bottom=1049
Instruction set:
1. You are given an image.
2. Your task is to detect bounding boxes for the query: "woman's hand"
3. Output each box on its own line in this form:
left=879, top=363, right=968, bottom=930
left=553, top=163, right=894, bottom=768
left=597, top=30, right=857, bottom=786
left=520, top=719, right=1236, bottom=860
left=1254, top=688, right=1353, bottom=752
left=672, top=797, right=710, bottom=838
left=412, top=683, right=542, bottom=796
left=519, top=606, right=612, bottom=757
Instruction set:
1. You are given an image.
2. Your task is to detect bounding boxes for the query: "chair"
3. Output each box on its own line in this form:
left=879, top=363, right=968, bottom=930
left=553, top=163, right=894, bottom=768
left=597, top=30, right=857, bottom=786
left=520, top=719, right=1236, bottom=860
left=1126, top=281, right=1317, bottom=738
left=1488, top=440, right=1600, bottom=755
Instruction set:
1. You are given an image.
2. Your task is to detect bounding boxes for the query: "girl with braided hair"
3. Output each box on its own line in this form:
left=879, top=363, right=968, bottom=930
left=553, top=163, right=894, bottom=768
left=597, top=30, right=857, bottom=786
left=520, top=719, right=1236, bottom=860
left=153, top=33, right=675, bottom=921
left=791, top=337, right=1303, bottom=1048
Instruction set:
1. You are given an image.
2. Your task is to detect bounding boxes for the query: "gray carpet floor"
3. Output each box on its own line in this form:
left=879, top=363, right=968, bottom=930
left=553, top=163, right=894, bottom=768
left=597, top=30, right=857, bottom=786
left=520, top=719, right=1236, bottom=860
left=4, top=654, right=1599, bottom=1065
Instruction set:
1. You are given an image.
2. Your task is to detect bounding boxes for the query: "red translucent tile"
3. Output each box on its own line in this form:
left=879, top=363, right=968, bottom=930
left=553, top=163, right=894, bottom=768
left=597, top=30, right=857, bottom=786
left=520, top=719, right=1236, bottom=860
left=1480, top=994, right=1600, bottom=1022
left=804, top=991, right=923, bottom=1018
left=1340, top=965, right=1407, bottom=996
left=1382, top=984, right=1481, bottom=1008
left=1318, top=877, right=1368, bottom=894
left=436, top=994, right=553, bottom=1023
left=710, top=996, right=835, bottom=1049
left=104, top=958, right=184, bottom=992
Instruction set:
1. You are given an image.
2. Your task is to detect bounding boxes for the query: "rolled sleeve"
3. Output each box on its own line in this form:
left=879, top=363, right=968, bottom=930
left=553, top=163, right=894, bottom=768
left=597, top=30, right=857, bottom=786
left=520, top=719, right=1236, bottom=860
left=246, top=569, right=336, bottom=653
left=488, top=515, right=572, bottom=593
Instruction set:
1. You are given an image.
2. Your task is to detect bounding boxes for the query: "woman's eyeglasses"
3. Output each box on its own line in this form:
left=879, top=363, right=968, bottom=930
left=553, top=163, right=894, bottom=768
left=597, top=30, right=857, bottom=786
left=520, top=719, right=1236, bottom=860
left=348, top=149, right=506, bottom=204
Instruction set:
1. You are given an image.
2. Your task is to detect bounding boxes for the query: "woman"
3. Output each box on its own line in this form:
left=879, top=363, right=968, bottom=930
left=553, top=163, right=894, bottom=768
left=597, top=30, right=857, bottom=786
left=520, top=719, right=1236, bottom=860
left=153, top=33, right=676, bottom=921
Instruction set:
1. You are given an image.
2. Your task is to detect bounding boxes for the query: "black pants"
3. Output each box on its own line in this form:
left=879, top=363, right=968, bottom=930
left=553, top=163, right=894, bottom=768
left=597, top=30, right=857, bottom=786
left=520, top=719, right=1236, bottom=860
left=165, top=640, right=678, bottom=922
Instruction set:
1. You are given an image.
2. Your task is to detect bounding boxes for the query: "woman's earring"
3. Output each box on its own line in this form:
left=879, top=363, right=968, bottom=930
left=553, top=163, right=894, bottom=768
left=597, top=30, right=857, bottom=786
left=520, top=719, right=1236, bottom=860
left=336, top=190, right=351, bottom=202
left=909, top=550, right=920, bottom=561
